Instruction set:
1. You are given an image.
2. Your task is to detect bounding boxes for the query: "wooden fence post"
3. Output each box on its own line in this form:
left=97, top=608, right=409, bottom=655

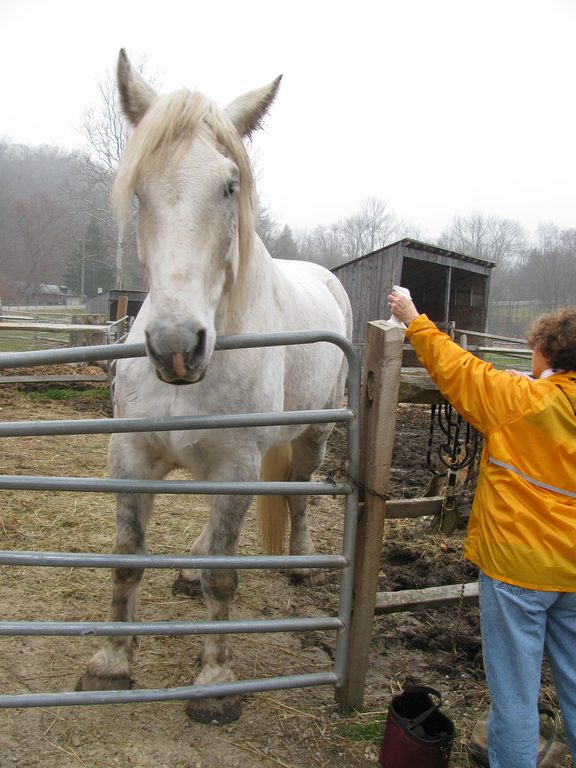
left=70, top=314, right=107, bottom=347
left=116, top=295, right=129, bottom=341
left=336, top=319, right=404, bottom=712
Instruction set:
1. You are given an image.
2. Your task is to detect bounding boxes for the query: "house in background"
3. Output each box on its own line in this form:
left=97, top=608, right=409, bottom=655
left=332, top=238, right=495, bottom=350
left=29, top=284, right=80, bottom=306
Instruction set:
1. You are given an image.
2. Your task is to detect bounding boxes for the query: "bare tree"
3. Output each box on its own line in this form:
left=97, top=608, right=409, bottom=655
left=290, top=197, right=420, bottom=269
left=523, top=224, right=576, bottom=309
left=359, top=196, right=401, bottom=251
left=439, top=210, right=527, bottom=265
left=0, top=143, right=86, bottom=288
left=12, top=193, right=67, bottom=290
left=339, top=197, right=401, bottom=261
left=82, top=73, right=131, bottom=175
left=304, top=223, right=345, bottom=267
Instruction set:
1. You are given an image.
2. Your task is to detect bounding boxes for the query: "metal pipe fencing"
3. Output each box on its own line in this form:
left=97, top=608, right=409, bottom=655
left=0, top=330, right=361, bottom=710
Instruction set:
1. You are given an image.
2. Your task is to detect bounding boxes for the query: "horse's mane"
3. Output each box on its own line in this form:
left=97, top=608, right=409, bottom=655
left=113, top=89, right=257, bottom=273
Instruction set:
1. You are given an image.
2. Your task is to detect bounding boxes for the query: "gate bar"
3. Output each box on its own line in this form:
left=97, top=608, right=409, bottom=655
left=0, top=671, right=338, bottom=710
left=0, top=550, right=346, bottom=569
left=0, top=475, right=349, bottom=495
left=0, top=408, right=354, bottom=438
left=0, top=330, right=354, bottom=368
left=0, top=616, right=343, bottom=637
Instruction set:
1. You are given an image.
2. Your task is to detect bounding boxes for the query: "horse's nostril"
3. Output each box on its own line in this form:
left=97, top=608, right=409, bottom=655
left=193, top=328, right=207, bottom=359
left=145, top=331, right=162, bottom=364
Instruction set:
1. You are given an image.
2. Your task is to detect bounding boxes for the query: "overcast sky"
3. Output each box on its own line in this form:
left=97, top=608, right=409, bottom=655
left=1, top=0, right=574, bottom=241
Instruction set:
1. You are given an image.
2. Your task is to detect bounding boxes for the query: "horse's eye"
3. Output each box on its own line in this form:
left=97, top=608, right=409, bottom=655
left=224, top=179, right=239, bottom=198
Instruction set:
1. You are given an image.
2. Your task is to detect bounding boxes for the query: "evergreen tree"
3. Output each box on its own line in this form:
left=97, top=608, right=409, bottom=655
left=272, top=225, right=300, bottom=260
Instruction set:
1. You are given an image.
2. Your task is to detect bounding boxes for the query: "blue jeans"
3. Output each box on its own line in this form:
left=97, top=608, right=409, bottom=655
left=479, top=572, right=576, bottom=767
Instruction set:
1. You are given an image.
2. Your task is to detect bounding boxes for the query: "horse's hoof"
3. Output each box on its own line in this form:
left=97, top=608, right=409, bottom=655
left=185, top=694, right=242, bottom=724
left=172, top=573, right=203, bottom=598
left=75, top=672, right=133, bottom=691
left=289, top=569, right=327, bottom=587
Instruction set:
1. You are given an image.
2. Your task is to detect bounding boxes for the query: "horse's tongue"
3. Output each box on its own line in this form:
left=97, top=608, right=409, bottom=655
left=172, top=352, right=187, bottom=379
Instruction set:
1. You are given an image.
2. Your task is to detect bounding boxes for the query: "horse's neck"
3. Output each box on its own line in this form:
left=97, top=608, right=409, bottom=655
left=217, top=235, right=276, bottom=334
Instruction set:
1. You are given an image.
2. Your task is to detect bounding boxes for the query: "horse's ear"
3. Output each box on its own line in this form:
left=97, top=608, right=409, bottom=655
left=116, top=48, right=158, bottom=126
left=226, top=76, right=282, bottom=138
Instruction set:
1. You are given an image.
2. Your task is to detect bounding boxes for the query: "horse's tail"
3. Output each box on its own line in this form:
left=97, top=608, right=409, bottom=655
left=256, top=443, right=292, bottom=554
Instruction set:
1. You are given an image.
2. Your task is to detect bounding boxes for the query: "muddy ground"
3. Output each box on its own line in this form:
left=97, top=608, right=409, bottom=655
left=0, top=373, right=571, bottom=767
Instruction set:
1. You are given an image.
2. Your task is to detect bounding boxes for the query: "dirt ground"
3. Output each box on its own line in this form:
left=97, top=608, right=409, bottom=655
left=0, top=374, right=571, bottom=767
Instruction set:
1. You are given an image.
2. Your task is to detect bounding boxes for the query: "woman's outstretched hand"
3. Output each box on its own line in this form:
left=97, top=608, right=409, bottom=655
left=387, top=291, right=420, bottom=326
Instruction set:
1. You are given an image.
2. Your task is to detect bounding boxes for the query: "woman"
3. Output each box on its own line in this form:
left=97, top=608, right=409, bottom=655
left=387, top=291, right=576, bottom=768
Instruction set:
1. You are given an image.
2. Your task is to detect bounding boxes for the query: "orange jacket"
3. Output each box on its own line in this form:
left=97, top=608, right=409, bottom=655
left=406, top=315, right=576, bottom=591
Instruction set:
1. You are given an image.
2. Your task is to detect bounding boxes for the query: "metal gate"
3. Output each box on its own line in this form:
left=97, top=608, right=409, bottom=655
left=0, top=330, right=360, bottom=710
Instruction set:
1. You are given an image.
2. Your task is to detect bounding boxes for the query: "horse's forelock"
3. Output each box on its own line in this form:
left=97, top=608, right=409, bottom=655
left=208, top=103, right=257, bottom=280
left=113, top=90, right=199, bottom=223
left=113, top=89, right=257, bottom=269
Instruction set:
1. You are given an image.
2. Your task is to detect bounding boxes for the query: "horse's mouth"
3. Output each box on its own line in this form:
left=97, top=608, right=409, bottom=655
left=154, top=368, right=207, bottom=386
left=146, top=343, right=209, bottom=385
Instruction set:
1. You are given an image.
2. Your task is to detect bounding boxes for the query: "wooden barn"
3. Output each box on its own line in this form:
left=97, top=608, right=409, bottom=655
left=85, top=288, right=147, bottom=325
left=332, top=238, right=495, bottom=348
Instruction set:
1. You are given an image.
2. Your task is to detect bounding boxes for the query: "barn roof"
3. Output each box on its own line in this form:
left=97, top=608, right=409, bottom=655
left=332, top=237, right=496, bottom=272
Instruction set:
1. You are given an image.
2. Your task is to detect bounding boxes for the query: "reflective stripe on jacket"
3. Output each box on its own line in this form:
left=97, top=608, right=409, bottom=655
left=406, top=315, right=576, bottom=591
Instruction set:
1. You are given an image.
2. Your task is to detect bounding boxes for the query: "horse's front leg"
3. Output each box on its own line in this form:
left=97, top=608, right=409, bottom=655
left=172, top=521, right=211, bottom=597
left=77, top=490, right=154, bottom=690
left=185, top=487, right=254, bottom=724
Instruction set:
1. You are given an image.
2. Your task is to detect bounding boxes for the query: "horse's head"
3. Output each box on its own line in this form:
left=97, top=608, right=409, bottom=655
left=114, top=49, right=281, bottom=384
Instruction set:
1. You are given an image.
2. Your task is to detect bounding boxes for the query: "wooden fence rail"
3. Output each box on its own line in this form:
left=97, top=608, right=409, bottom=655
left=375, top=582, right=479, bottom=614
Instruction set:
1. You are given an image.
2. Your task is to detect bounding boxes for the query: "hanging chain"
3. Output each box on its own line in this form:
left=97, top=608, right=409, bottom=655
left=427, top=401, right=479, bottom=477
left=324, top=468, right=389, bottom=503
left=426, top=404, right=446, bottom=477
left=426, top=401, right=479, bottom=532
left=451, top=555, right=471, bottom=655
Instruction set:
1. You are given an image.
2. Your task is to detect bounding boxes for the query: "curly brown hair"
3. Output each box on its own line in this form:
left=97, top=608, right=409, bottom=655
left=526, top=308, right=576, bottom=371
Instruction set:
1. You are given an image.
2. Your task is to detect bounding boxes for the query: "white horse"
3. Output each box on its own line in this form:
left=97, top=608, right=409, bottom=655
left=78, top=50, right=352, bottom=723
